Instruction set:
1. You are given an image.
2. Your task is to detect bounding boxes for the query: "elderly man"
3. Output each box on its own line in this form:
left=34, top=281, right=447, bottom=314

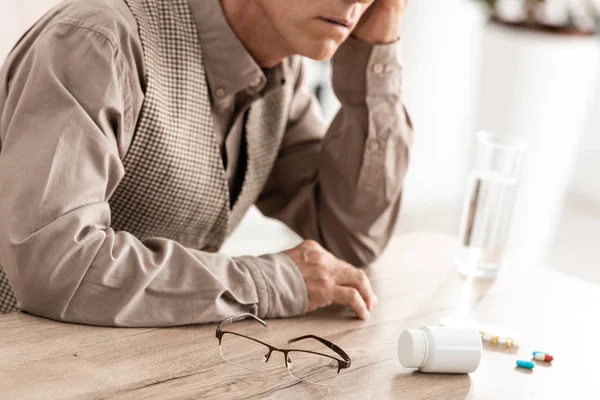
left=0, top=0, right=412, bottom=326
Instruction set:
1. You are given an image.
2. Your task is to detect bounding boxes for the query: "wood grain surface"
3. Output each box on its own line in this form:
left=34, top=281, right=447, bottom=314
left=1, top=232, right=598, bottom=399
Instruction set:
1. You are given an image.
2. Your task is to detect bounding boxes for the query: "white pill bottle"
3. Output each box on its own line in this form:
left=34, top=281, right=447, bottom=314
left=397, top=326, right=482, bottom=373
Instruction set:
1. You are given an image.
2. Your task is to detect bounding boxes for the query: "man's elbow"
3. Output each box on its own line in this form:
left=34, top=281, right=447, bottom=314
left=328, top=237, right=384, bottom=268
left=8, top=266, right=72, bottom=322
left=15, top=289, right=67, bottom=322
left=347, top=246, right=382, bottom=268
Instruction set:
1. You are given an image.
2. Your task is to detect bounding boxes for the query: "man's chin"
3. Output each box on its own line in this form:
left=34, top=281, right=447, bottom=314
left=299, top=39, right=340, bottom=61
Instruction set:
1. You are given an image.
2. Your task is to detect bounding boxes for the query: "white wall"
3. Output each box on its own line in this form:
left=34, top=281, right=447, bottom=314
left=399, top=0, right=600, bottom=234
left=571, top=75, right=600, bottom=202
left=0, top=1, right=21, bottom=61
left=399, top=0, right=487, bottom=223
left=1, top=0, right=59, bottom=61
left=474, top=23, right=600, bottom=265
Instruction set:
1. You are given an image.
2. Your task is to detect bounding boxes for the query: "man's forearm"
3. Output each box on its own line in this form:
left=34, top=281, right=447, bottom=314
left=259, top=38, right=412, bottom=266
left=315, top=37, right=412, bottom=265
left=1, top=207, right=308, bottom=327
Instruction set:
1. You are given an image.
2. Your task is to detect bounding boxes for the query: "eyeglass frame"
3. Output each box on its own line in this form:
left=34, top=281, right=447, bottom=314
left=215, top=313, right=352, bottom=375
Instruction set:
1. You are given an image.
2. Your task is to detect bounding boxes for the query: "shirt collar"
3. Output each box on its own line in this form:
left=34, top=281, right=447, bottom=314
left=188, top=0, right=281, bottom=100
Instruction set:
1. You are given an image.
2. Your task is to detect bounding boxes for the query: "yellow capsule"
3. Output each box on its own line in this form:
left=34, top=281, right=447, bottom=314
left=491, top=336, right=499, bottom=345
left=506, top=338, right=514, bottom=348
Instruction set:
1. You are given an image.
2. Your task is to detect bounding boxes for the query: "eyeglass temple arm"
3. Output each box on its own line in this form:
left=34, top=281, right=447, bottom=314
left=217, top=313, right=267, bottom=331
left=287, top=334, right=351, bottom=362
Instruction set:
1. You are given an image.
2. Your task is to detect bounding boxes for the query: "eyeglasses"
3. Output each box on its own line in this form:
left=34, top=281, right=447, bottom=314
left=215, top=313, right=351, bottom=385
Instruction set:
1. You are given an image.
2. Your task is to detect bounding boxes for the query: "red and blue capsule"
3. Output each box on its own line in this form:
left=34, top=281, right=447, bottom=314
left=532, top=351, right=553, bottom=362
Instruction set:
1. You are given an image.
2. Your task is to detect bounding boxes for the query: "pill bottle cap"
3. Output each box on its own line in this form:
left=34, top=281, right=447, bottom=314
left=397, top=329, right=428, bottom=368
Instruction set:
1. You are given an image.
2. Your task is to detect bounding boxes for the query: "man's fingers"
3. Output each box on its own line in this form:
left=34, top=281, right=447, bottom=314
left=285, top=240, right=378, bottom=317
left=333, top=286, right=370, bottom=320
left=335, top=261, right=378, bottom=312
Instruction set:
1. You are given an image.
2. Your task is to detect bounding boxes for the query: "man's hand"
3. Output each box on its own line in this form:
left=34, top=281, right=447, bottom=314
left=352, top=0, right=408, bottom=44
left=283, top=240, right=378, bottom=320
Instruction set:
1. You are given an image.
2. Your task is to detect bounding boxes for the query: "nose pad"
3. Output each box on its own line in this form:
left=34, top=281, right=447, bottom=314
left=263, top=351, right=272, bottom=363
left=286, top=355, right=293, bottom=369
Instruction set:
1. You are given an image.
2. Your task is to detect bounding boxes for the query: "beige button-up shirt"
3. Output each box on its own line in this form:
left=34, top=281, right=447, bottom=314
left=0, top=0, right=412, bottom=326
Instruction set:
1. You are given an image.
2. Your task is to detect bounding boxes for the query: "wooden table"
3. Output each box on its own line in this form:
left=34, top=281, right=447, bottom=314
left=1, top=232, right=598, bottom=399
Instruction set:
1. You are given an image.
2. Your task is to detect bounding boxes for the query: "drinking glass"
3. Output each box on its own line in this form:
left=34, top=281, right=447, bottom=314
left=455, top=131, right=527, bottom=278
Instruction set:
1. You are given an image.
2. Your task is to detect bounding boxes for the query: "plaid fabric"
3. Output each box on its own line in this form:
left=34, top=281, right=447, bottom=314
left=0, top=267, right=17, bottom=314
left=109, top=0, right=231, bottom=249
left=0, top=0, right=293, bottom=314
left=227, top=86, right=293, bottom=232
left=110, top=0, right=292, bottom=249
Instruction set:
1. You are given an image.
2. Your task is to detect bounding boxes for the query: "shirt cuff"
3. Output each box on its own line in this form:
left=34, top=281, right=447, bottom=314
left=332, top=36, right=403, bottom=104
left=234, top=253, right=308, bottom=319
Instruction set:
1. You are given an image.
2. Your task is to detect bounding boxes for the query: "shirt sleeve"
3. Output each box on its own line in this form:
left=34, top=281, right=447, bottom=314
left=0, top=22, right=307, bottom=327
left=256, top=37, right=413, bottom=266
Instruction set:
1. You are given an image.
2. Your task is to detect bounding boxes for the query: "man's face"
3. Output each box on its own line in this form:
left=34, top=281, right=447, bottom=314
left=256, top=0, right=374, bottom=61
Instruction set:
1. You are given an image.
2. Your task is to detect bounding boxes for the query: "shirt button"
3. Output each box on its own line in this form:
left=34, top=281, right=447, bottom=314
left=372, top=63, right=385, bottom=74
left=249, top=77, right=264, bottom=91
left=369, top=140, right=381, bottom=151
left=203, top=245, right=218, bottom=253
left=215, top=87, right=226, bottom=98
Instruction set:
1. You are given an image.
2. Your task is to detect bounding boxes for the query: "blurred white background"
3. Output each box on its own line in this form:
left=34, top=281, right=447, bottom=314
left=2, top=0, right=599, bottom=284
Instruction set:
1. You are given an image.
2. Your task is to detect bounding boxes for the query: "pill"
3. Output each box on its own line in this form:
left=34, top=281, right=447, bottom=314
left=532, top=351, right=553, bottom=362
left=516, top=360, right=535, bottom=369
